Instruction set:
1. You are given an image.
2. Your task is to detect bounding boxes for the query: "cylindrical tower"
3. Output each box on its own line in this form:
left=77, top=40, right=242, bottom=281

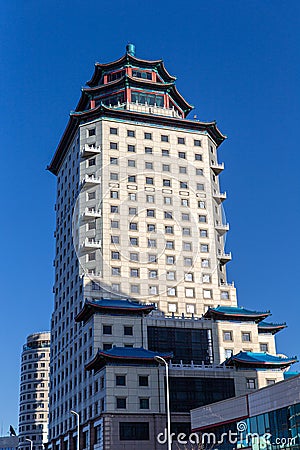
left=18, top=332, right=50, bottom=450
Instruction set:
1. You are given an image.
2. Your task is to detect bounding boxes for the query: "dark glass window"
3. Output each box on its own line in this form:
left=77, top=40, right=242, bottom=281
left=116, top=375, right=126, bottom=386
left=116, top=397, right=126, bottom=409
left=127, top=130, right=135, bottom=137
left=103, top=325, right=112, bottom=335
left=132, top=70, right=152, bottom=80
left=139, top=376, right=149, bottom=387
left=107, top=70, right=125, bottom=82
left=140, top=398, right=150, bottom=409
left=169, top=377, right=235, bottom=412
left=119, top=422, right=149, bottom=441
left=124, top=326, right=133, bottom=336
left=131, top=91, right=164, bottom=107
left=147, top=327, right=212, bottom=365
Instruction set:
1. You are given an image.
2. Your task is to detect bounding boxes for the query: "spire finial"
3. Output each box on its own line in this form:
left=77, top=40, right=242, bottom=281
left=126, top=43, right=135, bottom=56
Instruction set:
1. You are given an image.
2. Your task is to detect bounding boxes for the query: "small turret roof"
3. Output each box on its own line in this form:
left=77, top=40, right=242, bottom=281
left=258, top=321, right=287, bottom=334
left=225, top=351, right=297, bottom=369
left=204, top=306, right=270, bottom=323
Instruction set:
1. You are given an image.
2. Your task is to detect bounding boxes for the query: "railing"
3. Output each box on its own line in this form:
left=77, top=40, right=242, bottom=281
left=81, top=175, right=101, bottom=185
left=169, top=361, right=234, bottom=370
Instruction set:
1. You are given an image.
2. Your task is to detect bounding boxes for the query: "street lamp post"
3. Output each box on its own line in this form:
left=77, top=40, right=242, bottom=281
left=25, top=438, right=33, bottom=450
left=70, top=410, right=80, bottom=450
left=155, top=356, right=171, bottom=450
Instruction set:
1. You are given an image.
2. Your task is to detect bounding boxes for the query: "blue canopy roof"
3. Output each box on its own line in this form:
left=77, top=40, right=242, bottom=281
left=76, top=298, right=155, bottom=322
left=85, top=346, right=173, bottom=371
left=225, top=351, right=297, bottom=368
left=204, top=306, right=270, bottom=322
left=258, top=321, right=287, bottom=334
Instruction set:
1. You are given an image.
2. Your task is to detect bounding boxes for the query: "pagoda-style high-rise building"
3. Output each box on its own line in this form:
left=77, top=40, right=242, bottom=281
left=47, top=45, right=296, bottom=450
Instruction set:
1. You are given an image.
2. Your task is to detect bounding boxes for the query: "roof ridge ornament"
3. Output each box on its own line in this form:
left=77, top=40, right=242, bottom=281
left=126, top=43, right=135, bottom=56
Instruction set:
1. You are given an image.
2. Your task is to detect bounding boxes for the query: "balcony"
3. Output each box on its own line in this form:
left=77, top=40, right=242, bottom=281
left=213, top=191, right=227, bottom=204
left=81, top=207, right=102, bottom=221
left=81, top=175, right=101, bottom=189
left=215, top=222, right=230, bottom=235
left=81, top=144, right=101, bottom=157
left=80, top=238, right=102, bottom=253
left=210, top=161, right=224, bottom=175
left=217, top=251, right=232, bottom=264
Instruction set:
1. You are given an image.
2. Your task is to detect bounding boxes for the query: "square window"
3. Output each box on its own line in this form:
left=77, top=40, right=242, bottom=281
left=88, top=252, right=96, bottom=261
left=180, top=181, right=188, bottom=189
left=162, top=149, right=169, bottom=157
left=201, top=258, right=210, bottom=268
left=184, top=257, right=193, bottom=266
left=166, top=255, right=175, bottom=264
left=145, top=147, right=153, bottom=154
left=198, top=201, right=206, bottom=209
left=164, top=197, right=172, bottom=205
left=195, top=154, right=202, bottom=161
left=182, top=227, right=191, bottom=236
left=88, top=191, right=96, bottom=200
left=147, top=224, right=156, bottom=232
left=202, top=274, right=211, bottom=283
left=144, top=132, right=152, bottom=140
left=130, top=268, right=139, bottom=277
left=116, top=375, right=126, bottom=386
left=179, top=166, right=187, bottom=174
left=88, top=128, right=96, bottom=137
left=111, top=205, right=119, bottom=214
left=146, top=195, right=155, bottom=203
left=225, top=349, right=233, bottom=359
left=127, top=130, right=135, bottom=137
left=167, top=271, right=176, bottom=281
left=196, top=168, right=203, bottom=176
left=149, top=270, right=158, bottom=279
left=201, top=244, right=209, bottom=252
left=247, top=379, right=256, bottom=389
left=129, top=222, right=138, bottom=230
left=242, top=332, right=251, bottom=342
left=110, top=172, right=119, bottom=180
left=203, top=288, right=212, bottom=299
left=129, top=207, right=137, bottom=215
left=178, top=137, right=185, bottom=144
left=165, top=225, right=174, bottom=234
left=163, top=164, right=170, bottom=171
left=111, top=235, right=120, bottom=244
left=161, top=135, right=169, bottom=142
left=116, top=397, right=126, bottom=409
left=111, top=191, right=119, bottom=199
left=148, top=239, right=157, bottom=248
left=223, top=331, right=232, bottom=341
left=166, top=241, right=174, bottom=249
left=130, top=237, right=138, bottom=246
left=147, top=209, right=155, bottom=217
left=128, top=144, right=136, bottom=152
left=200, top=229, right=208, bottom=238
left=130, top=252, right=139, bottom=262
left=221, top=291, right=229, bottom=300
left=128, top=175, right=136, bottom=183
left=110, top=142, right=118, bottom=150
left=139, top=398, right=150, bottom=409
left=112, top=267, right=121, bottom=276
left=128, top=160, right=136, bottom=167
left=194, top=139, right=201, bottom=147
left=88, top=158, right=96, bottom=166
left=131, top=284, right=140, bottom=293
left=128, top=193, right=137, bottom=201
left=111, top=220, right=119, bottom=228
left=266, top=379, right=275, bottom=386
left=184, top=273, right=193, bottom=282
left=149, top=285, right=158, bottom=295
left=197, top=183, right=204, bottom=191
left=146, top=177, right=154, bottom=185
left=260, top=343, right=268, bottom=352
left=185, top=288, right=195, bottom=298
left=110, top=127, right=118, bottom=135
left=88, top=221, right=96, bottom=230
left=163, top=179, right=171, bottom=187
left=183, top=242, right=192, bottom=251
left=182, top=213, right=190, bottom=221
left=181, top=199, right=189, bottom=207
left=178, top=152, right=186, bottom=159
left=148, top=254, right=157, bottom=263
left=199, top=215, right=207, bottom=223
left=186, top=304, right=195, bottom=314
left=139, top=376, right=149, bottom=387
left=110, top=157, right=118, bottom=165
left=145, top=162, right=153, bottom=170
left=111, top=251, right=120, bottom=260
left=124, top=326, right=133, bottom=336
left=164, top=211, right=173, bottom=219
left=168, top=302, right=177, bottom=311
left=103, top=325, right=112, bottom=335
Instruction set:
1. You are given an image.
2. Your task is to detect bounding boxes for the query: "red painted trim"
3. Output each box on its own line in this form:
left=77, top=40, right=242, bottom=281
left=103, top=75, right=107, bottom=84
left=125, top=88, right=131, bottom=102
left=90, top=100, right=95, bottom=109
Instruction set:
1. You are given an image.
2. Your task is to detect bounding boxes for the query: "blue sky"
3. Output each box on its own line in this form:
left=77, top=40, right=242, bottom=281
left=1, top=0, right=299, bottom=434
